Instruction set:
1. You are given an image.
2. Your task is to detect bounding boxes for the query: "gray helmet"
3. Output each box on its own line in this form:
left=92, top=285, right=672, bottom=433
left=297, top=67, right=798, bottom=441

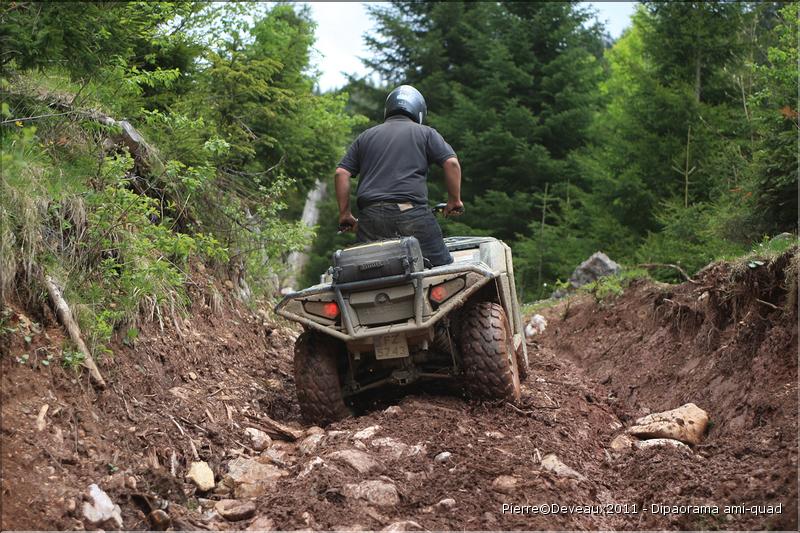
left=384, top=85, right=427, bottom=124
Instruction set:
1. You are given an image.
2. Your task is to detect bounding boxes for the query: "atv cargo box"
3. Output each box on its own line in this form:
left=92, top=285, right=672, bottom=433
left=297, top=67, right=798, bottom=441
left=332, top=237, right=424, bottom=284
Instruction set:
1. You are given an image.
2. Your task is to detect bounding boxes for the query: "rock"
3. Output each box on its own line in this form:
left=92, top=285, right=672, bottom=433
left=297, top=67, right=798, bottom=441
left=568, top=251, right=621, bottom=288
left=371, top=437, right=410, bottom=459
left=302, top=511, right=316, bottom=528
left=609, top=434, right=638, bottom=452
left=298, top=433, right=325, bottom=455
left=147, top=509, right=171, bottom=531
left=353, top=425, right=381, bottom=440
left=435, top=498, right=457, bottom=511
left=244, top=427, right=272, bottom=451
left=246, top=516, right=275, bottom=531
left=637, top=438, right=692, bottom=452
left=491, top=475, right=518, bottom=494
left=125, top=475, right=138, bottom=490
left=434, top=451, right=452, bottom=463
left=353, top=440, right=368, bottom=451
left=327, top=430, right=350, bottom=438
left=327, top=449, right=380, bottom=474
left=66, top=498, right=77, bottom=513
left=384, top=405, right=402, bottom=415
left=485, top=431, right=505, bottom=439
left=226, top=457, right=285, bottom=498
left=306, top=426, right=326, bottom=436
left=524, top=314, right=548, bottom=340
left=625, top=403, right=709, bottom=445
left=298, top=457, right=326, bottom=478
left=215, top=499, right=257, bottom=521
left=262, top=447, right=291, bottom=467
left=186, top=461, right=215, bottom=491
left=343, top=480, right=400, bottom=507
left=382, top=520, right=423, bottom=531
left=188, top=371, right=198, bottom=380
left=82, top=484, right=123, bottom=529
left=540, top=454, right=586, bottom=481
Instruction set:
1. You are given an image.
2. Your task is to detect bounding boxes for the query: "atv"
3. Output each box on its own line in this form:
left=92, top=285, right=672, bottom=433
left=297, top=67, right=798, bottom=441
left=275, top=205, right=528, bottom=424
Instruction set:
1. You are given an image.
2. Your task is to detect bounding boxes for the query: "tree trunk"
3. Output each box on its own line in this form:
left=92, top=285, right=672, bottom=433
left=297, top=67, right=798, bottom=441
left=284, top=179, right=327, bottom=290
left=694, top=51, right=702, bottom=103
left=43, top=275, right=107, bottom=388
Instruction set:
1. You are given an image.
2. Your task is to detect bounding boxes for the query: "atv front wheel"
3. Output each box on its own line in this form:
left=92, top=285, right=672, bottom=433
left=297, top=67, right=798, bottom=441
left=293, top=331, right=352, bottom=425
left=459, top=302, right=522, bottom=403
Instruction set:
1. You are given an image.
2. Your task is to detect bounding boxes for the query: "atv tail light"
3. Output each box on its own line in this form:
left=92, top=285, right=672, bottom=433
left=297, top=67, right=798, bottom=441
left=429, top=277, right=466, bottom=305
left=304, top=300, right=340, bottom=319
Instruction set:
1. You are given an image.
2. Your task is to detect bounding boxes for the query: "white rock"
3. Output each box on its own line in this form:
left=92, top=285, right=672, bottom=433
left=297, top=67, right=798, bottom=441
left=353, top=440, right=368, bottom=451
left=384, top=405, right=402, bottom=415
left=434, top=451, right=452, bottom=463
left=226, top=457, right=284, bottom=485
left=226, top=457, right=285, bottom=498
left=215, top=499, right=256, bottom=521
left=540, top=454, right=586, bottom=481
left=371, top=437, right=410, bottom=459
left=186, top=461, right=216, bottom=491
left=609, top=434, right=638, bottom=452
left=343, top=480, right=400, bottom=507
left=637, top=438, right=692, bottom=452
left=298, top=457, right=326, bottom=478
left=306, top=426, right=325, bottom=436
left=82, top=484, right=123, bottom=529
left=262, top=447, right=291, bottom=467
left=485, top=431, right=505, bottom=439
left=435, top=498, right=456, bottom=511
left=244, top=427, right=272, bottom=451
left=327, top=449, right=380, bottom=474
left=247, top=516, right=276, bottom=530
left=327, top=430, right=350, bottom=438
left=382, top=520, right=423, bottom=531
left=626, top=403, right=709, bottom=445
left=298, top=433, right=325, bottom=455
left=353, top=425, right=381, bottom=440
left=491, top=475, right=518, bottom=494
left=525, top=314, right=548, bottom=339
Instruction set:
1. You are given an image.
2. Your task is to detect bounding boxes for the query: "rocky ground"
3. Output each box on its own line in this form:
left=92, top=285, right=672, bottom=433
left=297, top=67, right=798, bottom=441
left=1, top=250, right=797, bottom=531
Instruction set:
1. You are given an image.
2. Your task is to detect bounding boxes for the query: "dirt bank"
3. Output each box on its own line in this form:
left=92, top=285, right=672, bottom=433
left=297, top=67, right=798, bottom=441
left=1, top=250, right=797, bottom=530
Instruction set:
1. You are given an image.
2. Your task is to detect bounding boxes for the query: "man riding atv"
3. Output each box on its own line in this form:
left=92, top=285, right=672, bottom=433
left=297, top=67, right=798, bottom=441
left=275, top=85, right=528, bottom=425
left=334, top=85, right=464, bottom=265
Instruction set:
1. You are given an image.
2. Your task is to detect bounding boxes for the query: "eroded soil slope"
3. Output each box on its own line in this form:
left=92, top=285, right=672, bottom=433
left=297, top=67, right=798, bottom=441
left=1, top=251, right=797, bottom=531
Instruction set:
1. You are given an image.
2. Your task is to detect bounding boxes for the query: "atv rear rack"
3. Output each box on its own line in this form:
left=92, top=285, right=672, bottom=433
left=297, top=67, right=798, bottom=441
left=275, top=262, right=497, bottom=341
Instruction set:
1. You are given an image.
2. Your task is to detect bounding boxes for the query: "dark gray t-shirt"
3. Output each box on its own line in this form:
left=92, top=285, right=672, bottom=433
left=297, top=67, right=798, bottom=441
left=337, top=115, right=456, bottom=208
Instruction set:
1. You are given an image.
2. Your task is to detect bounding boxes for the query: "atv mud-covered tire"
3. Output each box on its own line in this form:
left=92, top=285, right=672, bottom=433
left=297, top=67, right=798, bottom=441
left=516, top=342, right=529, bottom=382
left=293, top=331, right=352, bottom=425
left=459, top=302, right=522, bottom=403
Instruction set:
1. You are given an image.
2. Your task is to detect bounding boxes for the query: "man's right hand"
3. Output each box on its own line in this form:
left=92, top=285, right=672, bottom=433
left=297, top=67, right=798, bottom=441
left=444, top=198, right=464, bottom=217
left=338, top=212, right=358, bottom=233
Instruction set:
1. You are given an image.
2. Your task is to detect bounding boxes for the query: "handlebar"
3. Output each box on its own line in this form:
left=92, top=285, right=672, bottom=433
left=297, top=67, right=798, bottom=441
left=433, top=203, right=465, bottom=217
left=338, top=202, right=463, bottom=233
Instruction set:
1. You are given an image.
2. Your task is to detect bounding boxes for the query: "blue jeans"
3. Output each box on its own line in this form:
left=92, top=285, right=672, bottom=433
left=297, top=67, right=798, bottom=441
left=356, top=203, right=453, bottom=267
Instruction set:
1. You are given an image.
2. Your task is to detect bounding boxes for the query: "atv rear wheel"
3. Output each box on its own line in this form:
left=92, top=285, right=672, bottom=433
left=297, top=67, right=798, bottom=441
left=459, top=302, right=522, bottom=402
left=293, top=331, right=352, bottom=425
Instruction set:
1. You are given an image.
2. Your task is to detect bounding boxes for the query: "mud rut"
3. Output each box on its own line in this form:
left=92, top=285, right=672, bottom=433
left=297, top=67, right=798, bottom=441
left=1, top=253, right=797, bottom=531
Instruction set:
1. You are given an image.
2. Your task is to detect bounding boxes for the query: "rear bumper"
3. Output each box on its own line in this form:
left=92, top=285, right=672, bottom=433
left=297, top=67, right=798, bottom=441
left=274, top=262, right=498, bottom=342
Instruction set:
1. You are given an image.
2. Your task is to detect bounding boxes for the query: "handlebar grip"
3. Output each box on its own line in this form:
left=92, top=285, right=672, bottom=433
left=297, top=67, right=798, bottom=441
left=434, top=203, right=464, bottom=216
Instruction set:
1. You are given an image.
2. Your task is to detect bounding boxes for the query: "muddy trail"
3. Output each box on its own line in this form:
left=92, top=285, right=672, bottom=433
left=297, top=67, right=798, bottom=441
left=1, top=250, right=797, bottom=531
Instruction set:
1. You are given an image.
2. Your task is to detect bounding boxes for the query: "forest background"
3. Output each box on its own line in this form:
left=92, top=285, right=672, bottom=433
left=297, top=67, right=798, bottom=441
left=1, top=1, right=797, bottom=355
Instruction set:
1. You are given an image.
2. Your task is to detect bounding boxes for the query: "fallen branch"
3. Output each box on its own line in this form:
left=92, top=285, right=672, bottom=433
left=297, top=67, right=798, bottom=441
left=638, top=263, right=697, bottom=283
left=244, top=413, right=304, bottom=441
left=43, top=275, right=106, bottom=388
left=756, top=298, right=780, bottom=311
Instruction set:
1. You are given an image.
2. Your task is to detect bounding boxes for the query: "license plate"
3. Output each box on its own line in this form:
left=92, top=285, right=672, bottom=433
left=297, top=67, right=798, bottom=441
left=374, top=333, right=409, bottom=360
